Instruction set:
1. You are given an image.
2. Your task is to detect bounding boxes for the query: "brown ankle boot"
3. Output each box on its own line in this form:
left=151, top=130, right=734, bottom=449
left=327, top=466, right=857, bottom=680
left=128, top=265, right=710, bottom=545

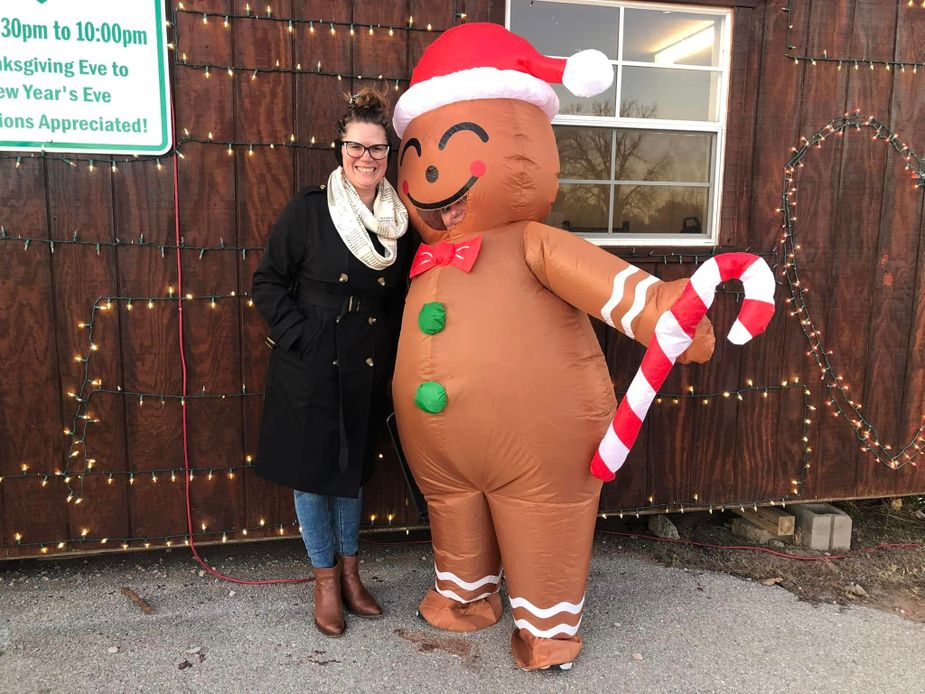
left=313, top=560, right=345, bottom=636
left=340, top=554, right=382, bottom=617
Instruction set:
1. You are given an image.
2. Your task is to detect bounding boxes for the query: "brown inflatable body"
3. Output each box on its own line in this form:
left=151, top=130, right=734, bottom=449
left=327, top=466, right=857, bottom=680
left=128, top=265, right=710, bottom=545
left=393, top=99, right=713, bottom=670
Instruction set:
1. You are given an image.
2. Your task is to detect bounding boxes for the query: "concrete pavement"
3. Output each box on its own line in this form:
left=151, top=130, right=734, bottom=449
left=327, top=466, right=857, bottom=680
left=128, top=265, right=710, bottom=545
left=1, top=535, right=922, bottom=693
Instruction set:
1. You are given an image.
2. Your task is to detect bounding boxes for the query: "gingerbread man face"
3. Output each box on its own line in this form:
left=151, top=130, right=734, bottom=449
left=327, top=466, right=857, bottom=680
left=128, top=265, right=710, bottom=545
left=397, top=99, right=560, bottom=244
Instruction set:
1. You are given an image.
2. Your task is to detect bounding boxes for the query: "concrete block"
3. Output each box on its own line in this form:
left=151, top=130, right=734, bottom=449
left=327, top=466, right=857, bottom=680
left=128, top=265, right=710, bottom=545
left=830, top=511, right=852, bottom=551
left=790, top=503, right=852, bottom=551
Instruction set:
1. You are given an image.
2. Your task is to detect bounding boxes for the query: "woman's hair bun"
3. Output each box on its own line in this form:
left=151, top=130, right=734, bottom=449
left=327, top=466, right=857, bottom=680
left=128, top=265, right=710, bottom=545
left=348, top=88, right=390, bottom=115
left=336, top=88, right=391, bottom=139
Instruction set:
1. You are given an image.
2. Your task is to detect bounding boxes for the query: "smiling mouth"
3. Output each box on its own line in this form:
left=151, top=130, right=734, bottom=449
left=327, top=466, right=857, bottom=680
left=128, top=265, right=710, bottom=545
left=406, top=176, right=478, bottom=211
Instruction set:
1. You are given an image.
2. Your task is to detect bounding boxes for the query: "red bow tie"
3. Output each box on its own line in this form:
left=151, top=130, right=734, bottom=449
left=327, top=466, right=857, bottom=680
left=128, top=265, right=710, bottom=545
left=409, top=237, right=483, bottom=278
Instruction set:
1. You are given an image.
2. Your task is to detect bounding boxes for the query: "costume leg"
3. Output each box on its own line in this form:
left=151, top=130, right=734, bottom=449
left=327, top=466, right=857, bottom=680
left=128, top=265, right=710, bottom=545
left=487, top=485, right=601, bottom=670
left=293, top=491, right=338, bottom=569
left=417, top=489, right=504, bottom=632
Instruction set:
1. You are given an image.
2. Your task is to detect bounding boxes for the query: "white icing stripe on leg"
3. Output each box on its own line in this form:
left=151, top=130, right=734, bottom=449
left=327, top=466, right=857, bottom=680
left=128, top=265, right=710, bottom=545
left=514, top=616, right=583, bottom=638
left=509, top=595, right=585, bottom=618
left=434, top=565, right=503, bottom=591
left=435, top=584, right=500, bottom=604
left=621, top=275, right=659, bottom=339
left=601, top=266, right=638, bottom=328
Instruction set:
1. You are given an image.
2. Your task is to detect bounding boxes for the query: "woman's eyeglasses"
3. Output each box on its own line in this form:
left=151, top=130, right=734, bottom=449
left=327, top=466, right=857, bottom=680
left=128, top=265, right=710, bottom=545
left=340, top=140, right=390, bottom=160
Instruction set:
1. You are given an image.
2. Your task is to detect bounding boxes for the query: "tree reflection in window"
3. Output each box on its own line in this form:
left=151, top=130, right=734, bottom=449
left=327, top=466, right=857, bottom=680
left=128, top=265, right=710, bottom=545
left=553, top=101, right=713, bottom=235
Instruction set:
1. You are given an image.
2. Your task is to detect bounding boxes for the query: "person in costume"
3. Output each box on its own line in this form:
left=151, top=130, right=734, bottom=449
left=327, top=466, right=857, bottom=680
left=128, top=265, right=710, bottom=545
left=439, top=195, right=468, bottom=230
left=252, top=89, right=412, bottom=637
left=391, top=24, right=714, bottom=670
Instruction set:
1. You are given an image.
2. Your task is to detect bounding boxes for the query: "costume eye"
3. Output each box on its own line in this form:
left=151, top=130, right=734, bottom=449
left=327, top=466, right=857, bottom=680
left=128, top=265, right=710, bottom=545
left=438, top=122, right=489, bottom=150
left=400, top=138, right=422, bottom=165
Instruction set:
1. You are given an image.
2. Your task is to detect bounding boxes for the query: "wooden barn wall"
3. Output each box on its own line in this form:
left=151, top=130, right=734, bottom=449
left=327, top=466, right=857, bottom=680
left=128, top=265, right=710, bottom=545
left=1, top=0, right=923, bottom=558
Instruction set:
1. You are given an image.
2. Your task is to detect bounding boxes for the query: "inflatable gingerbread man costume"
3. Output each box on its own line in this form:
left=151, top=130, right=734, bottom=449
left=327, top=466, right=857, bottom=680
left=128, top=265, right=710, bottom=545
left=392, top=24, right=715, bottom=670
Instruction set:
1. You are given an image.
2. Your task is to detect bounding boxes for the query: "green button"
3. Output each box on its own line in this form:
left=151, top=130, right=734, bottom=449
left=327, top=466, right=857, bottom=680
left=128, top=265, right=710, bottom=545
left=415, top=382, right=447, bottom=414
left=418, top=302, right=446, bottom=335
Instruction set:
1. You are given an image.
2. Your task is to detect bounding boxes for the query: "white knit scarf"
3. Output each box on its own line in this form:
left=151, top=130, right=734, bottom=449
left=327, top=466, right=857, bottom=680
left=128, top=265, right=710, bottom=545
left=326, top=167, right=408, bottom=270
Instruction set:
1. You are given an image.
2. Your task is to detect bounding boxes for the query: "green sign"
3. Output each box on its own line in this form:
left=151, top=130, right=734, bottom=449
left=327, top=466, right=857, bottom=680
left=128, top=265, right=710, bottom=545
left=0, top=0, right=172, bottom=155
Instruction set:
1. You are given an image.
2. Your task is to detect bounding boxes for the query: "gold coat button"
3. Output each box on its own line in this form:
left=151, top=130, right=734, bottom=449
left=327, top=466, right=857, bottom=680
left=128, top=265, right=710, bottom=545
left=332, top=359, right=339, bottom=367
left=338, top=273, right=349, bottom=283
left=365, top=358, right=374, bottom=367
left=368, top=316, right=377, bottom=325
left=377, top=277, right=386, bottom=286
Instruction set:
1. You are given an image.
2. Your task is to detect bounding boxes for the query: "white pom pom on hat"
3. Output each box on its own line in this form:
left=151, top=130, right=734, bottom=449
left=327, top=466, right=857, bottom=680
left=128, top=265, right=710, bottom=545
left=561, top=49, right=614, bottom=97
left=393, top=23, right=614, bottom=137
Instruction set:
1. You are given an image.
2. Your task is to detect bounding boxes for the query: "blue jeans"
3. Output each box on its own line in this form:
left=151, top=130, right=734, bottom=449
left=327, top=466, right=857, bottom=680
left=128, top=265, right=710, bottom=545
left=293, top=489, right=363, bottom=569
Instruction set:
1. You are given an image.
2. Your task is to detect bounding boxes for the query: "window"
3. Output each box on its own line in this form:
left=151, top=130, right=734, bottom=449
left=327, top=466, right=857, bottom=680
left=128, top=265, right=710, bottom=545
left=508, top=0, right=732, bottom=246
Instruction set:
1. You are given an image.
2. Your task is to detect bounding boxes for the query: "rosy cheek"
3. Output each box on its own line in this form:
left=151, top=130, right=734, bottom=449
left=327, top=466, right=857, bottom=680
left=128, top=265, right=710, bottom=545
left=470, top=160, right=486, bottom=177
left=401, top=180, right=409, bottom=195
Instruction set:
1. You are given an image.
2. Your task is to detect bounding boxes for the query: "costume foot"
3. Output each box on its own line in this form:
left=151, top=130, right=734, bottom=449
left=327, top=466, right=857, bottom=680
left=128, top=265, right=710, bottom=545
left=417, top=588, right=503, bottom=632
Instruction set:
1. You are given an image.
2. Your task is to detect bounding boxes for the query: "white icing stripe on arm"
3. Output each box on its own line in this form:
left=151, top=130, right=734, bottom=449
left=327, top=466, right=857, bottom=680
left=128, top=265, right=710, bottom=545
left=509, top=595, right=585, bottom=618
left=434, top=565, right=503, bottom=591
left=601, top=266, right=638, bottom=327
left=621, top=275, right=659, bottom=339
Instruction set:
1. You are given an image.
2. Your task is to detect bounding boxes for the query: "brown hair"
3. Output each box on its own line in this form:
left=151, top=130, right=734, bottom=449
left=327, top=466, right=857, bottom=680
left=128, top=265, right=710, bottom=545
left=335, top=88, right=391, bottom=140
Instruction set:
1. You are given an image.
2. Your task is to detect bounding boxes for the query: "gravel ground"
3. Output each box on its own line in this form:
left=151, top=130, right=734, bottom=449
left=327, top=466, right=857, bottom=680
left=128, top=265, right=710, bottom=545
left=1, top=536, right=923, bottom=693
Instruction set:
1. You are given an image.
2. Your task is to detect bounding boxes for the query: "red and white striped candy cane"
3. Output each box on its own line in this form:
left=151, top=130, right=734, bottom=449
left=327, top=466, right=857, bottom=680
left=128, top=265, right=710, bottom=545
left=590, top=252, right=776, bottom=482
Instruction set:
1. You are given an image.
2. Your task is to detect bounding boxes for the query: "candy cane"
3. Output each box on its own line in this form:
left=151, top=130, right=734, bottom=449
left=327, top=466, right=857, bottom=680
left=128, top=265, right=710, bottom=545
left=590, top=253, right=776, bottom=482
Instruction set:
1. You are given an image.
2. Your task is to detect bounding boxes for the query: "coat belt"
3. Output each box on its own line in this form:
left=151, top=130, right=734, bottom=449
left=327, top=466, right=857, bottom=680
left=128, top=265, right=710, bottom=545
left=299, top=289, right=383, bottom=315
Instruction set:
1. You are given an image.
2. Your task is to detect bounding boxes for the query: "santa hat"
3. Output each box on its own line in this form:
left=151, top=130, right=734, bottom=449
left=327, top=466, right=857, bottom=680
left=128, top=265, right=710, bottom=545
left=392, top=23, right=613, bottom=137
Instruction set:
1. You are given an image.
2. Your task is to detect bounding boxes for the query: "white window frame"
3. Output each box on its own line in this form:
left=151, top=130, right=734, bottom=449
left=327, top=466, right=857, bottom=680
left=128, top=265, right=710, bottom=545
left=506, top=0, right=733, bottom=247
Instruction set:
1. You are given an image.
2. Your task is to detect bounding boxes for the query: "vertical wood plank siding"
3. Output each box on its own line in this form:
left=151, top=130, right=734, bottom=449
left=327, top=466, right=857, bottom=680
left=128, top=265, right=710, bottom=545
left=1, top=0, right=923, bottom=557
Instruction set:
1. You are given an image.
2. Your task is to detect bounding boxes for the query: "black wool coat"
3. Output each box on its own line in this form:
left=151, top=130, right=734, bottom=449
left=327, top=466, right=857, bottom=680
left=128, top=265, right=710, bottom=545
left=251, top=184, right=412, bottom=497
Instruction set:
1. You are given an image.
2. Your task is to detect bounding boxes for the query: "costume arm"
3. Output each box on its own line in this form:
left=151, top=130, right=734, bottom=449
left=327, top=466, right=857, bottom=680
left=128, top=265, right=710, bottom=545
left=523, top=222, right=714, bottom=363
left=251, top=194, right=310, bottom=350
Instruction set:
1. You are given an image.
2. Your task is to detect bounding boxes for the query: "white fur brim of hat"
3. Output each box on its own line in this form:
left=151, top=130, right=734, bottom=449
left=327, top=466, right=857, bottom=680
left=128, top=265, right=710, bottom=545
left=392, top=49, right=613, bottom=137
left=392, top=67, right=559, bottom=138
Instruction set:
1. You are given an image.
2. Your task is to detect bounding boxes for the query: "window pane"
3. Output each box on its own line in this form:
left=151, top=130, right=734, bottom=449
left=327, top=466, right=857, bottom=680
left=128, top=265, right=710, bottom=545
left=621, top=67, right=720, bottom=121
left=623, top=9, right=723, bottom=67
left=509, top=0, right=619, bottom=58
left=554, top=126, right=613, bottom=181
left=615, top=130, right=713, bottom=183
left=553, top=66, right=618, bottom=117
left=612, top=185, right=709, bottom=235
left=547, top=184, right=610, bottom=233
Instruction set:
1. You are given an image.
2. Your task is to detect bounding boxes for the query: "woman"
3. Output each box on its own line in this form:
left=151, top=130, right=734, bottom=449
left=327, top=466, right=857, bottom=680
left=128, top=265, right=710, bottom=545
left=252, top=89, right=411, bottom=637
